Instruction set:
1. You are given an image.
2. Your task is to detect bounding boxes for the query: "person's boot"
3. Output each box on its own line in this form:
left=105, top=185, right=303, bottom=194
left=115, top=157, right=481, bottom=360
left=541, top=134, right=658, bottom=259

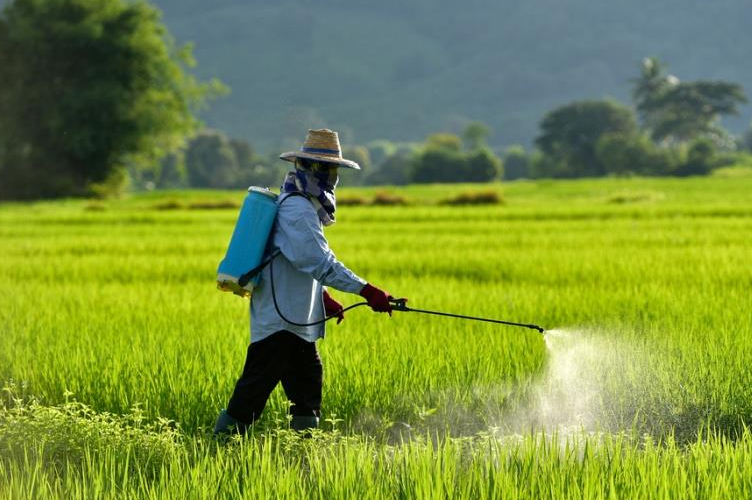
left=290, top=415, right=319, bottom=432
left=213, top=409, right=248, bottom=436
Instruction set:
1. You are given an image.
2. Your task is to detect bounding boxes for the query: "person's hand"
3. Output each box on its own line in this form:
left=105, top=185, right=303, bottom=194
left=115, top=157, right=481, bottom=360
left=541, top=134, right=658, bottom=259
left=323, top=290, right=345, bottom=324
left=359, top=283, right=392, bottom=315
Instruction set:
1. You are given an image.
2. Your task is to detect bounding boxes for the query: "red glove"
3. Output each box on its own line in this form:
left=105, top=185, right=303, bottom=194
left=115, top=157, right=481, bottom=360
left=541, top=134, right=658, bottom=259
left=359, top=283, right=392, bottom=315
left=323, top=290, right=345, bottom=324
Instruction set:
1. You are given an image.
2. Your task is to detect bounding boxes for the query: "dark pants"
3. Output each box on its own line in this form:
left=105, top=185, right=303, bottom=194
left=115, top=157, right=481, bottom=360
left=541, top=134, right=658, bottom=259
left=226, top=330, right=322, bottom=425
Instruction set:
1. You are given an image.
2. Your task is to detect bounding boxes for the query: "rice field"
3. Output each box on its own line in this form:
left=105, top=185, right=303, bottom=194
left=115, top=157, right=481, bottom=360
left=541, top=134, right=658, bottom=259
left=1, top=176, right=751, bottom=498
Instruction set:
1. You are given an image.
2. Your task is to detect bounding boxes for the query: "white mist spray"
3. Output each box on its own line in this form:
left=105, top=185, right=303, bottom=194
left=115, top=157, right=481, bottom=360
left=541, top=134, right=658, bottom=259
left=498, top=327, right=624, bottom=435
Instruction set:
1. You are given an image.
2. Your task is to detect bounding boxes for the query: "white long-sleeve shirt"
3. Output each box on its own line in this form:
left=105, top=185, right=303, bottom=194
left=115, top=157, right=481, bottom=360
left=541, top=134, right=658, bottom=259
left=249, top=193, right=366, bottom=343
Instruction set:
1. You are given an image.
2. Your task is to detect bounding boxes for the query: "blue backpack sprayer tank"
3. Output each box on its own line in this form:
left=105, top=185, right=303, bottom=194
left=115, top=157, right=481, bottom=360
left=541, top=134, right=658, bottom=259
left=216, top=187, right=278, bottom=297
left=217, top=187, right=545, bottom=334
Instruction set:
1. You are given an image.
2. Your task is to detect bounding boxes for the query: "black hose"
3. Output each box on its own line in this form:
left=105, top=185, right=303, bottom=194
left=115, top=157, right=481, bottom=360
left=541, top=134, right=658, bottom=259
left=269, top=256, right=368, bottom=327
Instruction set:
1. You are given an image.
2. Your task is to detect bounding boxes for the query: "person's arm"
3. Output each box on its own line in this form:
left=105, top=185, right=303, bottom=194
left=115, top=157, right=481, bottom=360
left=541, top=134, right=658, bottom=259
left=275, top=195, right=366, bottom=293
left=276, top=196, right=394, bottom=313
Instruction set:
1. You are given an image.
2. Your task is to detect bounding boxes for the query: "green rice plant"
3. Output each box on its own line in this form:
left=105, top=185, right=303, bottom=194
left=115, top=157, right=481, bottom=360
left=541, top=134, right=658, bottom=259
left=1, top=176, right=751, bottom=498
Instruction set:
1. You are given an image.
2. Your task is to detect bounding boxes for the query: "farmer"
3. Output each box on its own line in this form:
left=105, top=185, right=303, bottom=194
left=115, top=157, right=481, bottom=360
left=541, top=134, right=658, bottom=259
left=214, top=129, right=396, bottom=435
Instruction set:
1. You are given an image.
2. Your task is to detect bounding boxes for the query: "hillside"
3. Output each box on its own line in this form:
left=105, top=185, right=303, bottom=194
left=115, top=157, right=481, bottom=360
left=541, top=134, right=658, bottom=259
left=4, top=0, right=752, bottom=150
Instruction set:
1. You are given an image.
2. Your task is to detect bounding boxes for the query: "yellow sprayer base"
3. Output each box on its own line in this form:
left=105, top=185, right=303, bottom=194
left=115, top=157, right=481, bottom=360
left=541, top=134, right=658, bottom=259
left=217, top=280, right=252, bottom=299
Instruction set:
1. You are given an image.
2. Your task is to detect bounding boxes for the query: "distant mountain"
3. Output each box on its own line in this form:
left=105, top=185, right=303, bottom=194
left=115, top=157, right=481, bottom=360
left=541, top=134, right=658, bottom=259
left=6, top=0, right=752, bottom=150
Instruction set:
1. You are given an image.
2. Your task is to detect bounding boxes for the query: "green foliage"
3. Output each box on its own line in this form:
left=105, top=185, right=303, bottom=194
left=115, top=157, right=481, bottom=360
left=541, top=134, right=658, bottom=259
left=462, top=122, right=491, bottom=151
left=155, top=152, right=188, bottom=189
left=182, top=129, right=275, bottom=189
left=339, top=146, right=372, bottom=187
left=411, top=146, right=465, bottom=183
left=365, top=140, right=397, bottom=167
left=2, top=177, right=752, bottom=496
left=674, top=137, right=717, bottom=177
left=185, top=130, right=241, bottom=188
left=740, top=122, right=752, bottom=152
left=631, top=58, right=747, bottom=143
left=535, top=100, right=638, bottom=178
left=363, top=148, right=413, bottom=186
left=502, top=145, right=530, bottom=180
left=1, top=381, right=181, bottom=473
left=425, top=133, right=463, bottom=152
left=141, top=1, right=752, bottom=151
left=631, top=57, right=676, bottom=130
left=89, top=166, right=131, bottom=199
left=465, top=147, right=502, bottom=182
left=411, top=131, right=500, bottom=183
left=595, top=133, right=675, bottom=176
left=0, top=0, right=223, bottom=200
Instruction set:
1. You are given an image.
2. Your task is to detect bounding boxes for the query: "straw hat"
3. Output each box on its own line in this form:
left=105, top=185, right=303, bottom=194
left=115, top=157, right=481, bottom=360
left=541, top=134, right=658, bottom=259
left=280, top=129, right=360, bottom=170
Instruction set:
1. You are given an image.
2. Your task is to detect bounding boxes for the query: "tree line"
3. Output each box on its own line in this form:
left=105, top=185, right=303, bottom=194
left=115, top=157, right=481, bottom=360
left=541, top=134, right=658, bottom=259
left=157, top=58, right=750, bottom=190
left=1, top=0, right=750, bottom=200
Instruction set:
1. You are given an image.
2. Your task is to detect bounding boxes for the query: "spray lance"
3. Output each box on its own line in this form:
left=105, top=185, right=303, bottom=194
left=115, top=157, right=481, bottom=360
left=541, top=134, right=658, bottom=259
left=388, top=298, right=545, bottom=334
left=272, top=285, right=545, bottom=333
left=267, top=257, right=545, bottom=334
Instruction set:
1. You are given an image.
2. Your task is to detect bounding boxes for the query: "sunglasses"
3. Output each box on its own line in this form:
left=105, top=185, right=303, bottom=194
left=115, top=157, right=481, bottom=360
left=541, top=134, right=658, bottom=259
left=299, top=159, right=338, bottom=173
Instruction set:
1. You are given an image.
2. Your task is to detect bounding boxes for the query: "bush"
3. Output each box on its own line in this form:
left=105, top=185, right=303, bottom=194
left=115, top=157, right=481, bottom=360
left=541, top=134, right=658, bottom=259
left=372, top=191, right=407, bottom=205
left=439, top=190, right=503, bottom=205
left=595, top=133, right=675, bottom=176
left=187, top=200, right=240, bottom=210
left=410, top=139, right=501, bottom=184
left=411, top=146, right=467, bottom=183
left=152, top=200, right=185, bottom=210
left=529, top=151, right=570, bottom=179
left=503, top=146, right=530, bottom=180
left=83, top=202, right=107, bottom=212
left=364, top=149, right=413, bottom=186
left=337, top=196, right=370, bottom=206
left=605, top=190, right=665, bottom=204
left=465, top=148, right=502, bottom=182
left=674, top=138, right=717, bottom=177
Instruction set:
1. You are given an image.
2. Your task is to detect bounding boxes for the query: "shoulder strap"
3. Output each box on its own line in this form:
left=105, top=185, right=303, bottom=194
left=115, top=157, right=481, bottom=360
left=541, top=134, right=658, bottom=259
left=278, top=190, right=310, bottom=203
left=236, top=191, right=310, bottom=287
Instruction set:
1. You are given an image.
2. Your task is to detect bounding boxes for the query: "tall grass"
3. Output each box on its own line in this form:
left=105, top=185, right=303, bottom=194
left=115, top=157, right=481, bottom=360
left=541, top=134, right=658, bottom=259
left=1, top=176, right=751, bottom=497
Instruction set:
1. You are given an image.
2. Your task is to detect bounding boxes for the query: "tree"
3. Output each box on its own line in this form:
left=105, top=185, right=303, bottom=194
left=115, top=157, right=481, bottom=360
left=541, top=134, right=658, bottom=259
left=410, top=132, right=501, bottom=183
left=502, top=146, right=530, bottom=180
left=535, top=100, right=638, bottom=177
left=465, top=147, right=501, bottom=182
left=741, top=122, right=752, bottom=152
left=184, top=130, right=241, bottom=188
left=631, top=57, right=677, bottom=130
left=230, top=138, right=279, bottom=189
left=425, top=133, right=462, bottom=152
left=631, top=58, right=747, bottom=143
left=462, top=121, right=491, bottom=151
left=156, top=151, right=188, bottom=189
left=595, top=133, right=675, bottom=176
left=0, top=0, right=222, bottom=200
left=366, top=140, right=397, bottom=167
left=364, top=147, right=413, bottom=186
left=339, top=146, right=371, bottom=187
left=411, top=147, right=466, bottom=183
left=674, top=138, right=717, bottom=177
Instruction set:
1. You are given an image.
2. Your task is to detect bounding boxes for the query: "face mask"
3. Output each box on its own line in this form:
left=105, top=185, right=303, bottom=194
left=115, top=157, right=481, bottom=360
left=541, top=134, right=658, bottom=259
left=298, top=160, right=339, bottom=192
